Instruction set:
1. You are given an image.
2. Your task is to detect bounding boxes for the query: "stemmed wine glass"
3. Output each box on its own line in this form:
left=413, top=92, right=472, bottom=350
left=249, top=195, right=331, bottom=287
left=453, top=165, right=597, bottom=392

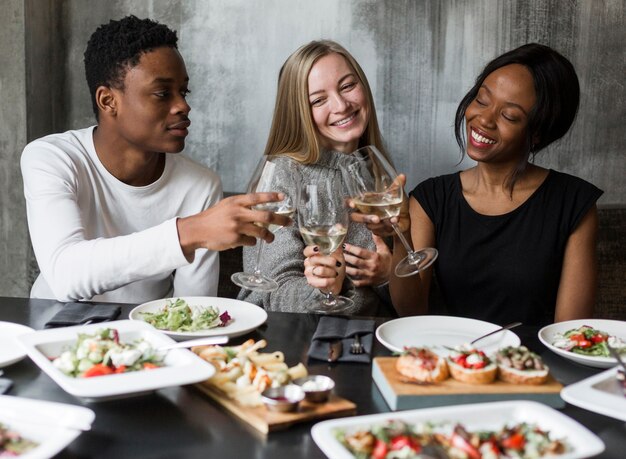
left=298, top=178, right=354, bottom=313
left=343, top=145, right=438, bottom=277
left=231, top=155, right=297, bottom=292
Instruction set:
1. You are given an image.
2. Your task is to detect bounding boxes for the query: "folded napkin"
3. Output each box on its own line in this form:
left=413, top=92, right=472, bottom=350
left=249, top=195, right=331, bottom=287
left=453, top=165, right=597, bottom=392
left=308, top=316, right=375, bottom=363
left=44, top=303, right=121, bottom=328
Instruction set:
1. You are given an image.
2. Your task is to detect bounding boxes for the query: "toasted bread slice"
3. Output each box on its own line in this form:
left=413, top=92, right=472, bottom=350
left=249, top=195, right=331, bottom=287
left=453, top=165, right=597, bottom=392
left=396, top=347, right=449, bottom=383
left=496, top=346, right=549, bottom=385
left=447, top=359, right=497, bottom=384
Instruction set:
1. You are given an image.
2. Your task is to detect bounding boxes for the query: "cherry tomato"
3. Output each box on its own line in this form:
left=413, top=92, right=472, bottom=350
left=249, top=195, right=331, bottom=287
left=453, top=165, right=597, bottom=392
left=143, top=362, right=159, bottom=370
left=501, top=432, right=526, bottom=450
left=591, top=334, right=608, bottom=343
left=569, top=333, right=585, bottom=342
left=472, top=360, right=487, bottom=369
left=371, top=439, right=388, bottom=459
left=577, top=340, right=592, bottom=348
left=82, top=363, right=113, bottom=378
left=114, top=365, right=126, bottom=374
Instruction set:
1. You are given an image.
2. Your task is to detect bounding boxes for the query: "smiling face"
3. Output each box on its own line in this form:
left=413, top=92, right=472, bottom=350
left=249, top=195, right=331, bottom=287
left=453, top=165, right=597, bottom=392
left=465, top=64, right=537, bottom=165
left=109, top=46, right=191, bottom=154
left=307, top=52, right=369, bottom=153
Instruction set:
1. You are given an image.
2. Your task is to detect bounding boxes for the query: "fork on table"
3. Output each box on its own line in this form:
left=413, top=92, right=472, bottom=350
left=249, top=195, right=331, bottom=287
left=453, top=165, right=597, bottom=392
left=350, top=334, right=364, bottom=354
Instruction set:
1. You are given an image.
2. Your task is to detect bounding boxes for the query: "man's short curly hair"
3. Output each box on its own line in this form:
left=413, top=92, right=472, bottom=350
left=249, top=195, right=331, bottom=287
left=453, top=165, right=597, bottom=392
left=84, top=15, right=178, bottom=119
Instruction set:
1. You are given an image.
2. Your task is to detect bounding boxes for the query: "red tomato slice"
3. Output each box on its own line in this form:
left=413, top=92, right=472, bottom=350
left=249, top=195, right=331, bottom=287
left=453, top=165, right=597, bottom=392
left=372, top=439, right=388, bottom=459
left=591, top=334, right=608, bottom=343
left=501, top=432, right=526, bottom=450
left=82, top=363, right=113, bottom=378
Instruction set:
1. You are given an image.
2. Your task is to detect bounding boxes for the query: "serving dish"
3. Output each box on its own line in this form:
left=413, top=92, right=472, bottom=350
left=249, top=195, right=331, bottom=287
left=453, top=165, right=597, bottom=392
left=376, top=315, right=520, bottom=356
left=0, top=321, right=34, bottom=368
left=17, top=319, right=215, bottom=400
left=561, top=366, right=626, bottom=421
left=311, top=400, right=604, bottom=459
left=129, top=296, right=267, bottom=340
left=0, top=394, right=95, bottom=459
left=538, top=319, right=626, bottom=368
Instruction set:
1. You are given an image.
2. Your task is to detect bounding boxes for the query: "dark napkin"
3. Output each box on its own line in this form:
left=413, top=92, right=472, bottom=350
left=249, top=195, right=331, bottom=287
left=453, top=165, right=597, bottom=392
left=44, top=303, right=121, bottom=328
left=308, top=316, right=375, bottom=363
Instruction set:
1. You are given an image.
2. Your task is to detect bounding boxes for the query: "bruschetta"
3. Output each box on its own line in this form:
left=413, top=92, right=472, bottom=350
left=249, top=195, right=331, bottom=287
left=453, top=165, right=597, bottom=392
left=495, top=346, right=549, bottom=385
left=447, top=347, right=497, bottom=384
left=396, top=347, right=449, bottom=383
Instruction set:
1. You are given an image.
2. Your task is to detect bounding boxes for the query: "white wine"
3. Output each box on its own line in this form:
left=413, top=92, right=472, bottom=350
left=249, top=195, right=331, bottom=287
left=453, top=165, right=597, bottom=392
left=352, top=192, right=402, bottom=219
left=253, top=204, right=295, bottom=233
left=300, top=225, right=348, bottom=255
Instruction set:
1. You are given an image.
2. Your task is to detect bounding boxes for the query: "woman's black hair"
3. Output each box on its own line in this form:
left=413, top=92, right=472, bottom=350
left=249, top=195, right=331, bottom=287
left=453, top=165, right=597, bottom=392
left=84, top=15, right=178, bottom=120
left=454, top=43, right=580, bottom=190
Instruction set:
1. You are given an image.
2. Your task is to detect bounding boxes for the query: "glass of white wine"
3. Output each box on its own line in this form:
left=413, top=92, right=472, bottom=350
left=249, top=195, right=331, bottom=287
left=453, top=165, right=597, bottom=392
left=298, top=178, right=354, bottom=313
left=231, top=155, right=297, bottom=292
left=343, top=145, right=438, bottom=277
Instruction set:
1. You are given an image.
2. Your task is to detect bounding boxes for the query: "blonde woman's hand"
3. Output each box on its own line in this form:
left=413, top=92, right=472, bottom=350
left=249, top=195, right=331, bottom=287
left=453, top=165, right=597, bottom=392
left=303, top=246, right=346, bottom=296
left=348, top=174, right=410, bottom=236
left=343, top=235, right=392, bottom=287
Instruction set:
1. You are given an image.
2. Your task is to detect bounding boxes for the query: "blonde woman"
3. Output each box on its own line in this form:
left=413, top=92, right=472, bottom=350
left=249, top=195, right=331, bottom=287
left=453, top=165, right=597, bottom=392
left=238, top=40, right=395, bottom=315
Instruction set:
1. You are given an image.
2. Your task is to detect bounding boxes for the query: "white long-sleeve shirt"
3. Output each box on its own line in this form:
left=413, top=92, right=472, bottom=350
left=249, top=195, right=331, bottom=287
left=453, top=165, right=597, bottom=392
left=21, top=126, right=221, bottom=303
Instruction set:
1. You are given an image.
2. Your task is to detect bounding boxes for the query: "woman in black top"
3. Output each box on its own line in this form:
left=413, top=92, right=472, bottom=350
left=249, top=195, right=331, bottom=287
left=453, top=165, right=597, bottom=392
left=355, top=43, right=602, bottom=325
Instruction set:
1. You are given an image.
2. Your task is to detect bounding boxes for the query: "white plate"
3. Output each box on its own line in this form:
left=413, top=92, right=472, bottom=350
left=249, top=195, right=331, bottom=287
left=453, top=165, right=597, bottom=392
left=0, top=394, right=95, bottom=459
left=538, top=319, right=626, bottom=368
left=376, top=315, right=520, bottom=356
left=311, top=400, right=604, bottom=459
left=561, top=367, right=626, bottom=421
left=17, top=320, right=215, bottom=400
left=129, top=296, right=268, bottom=341
left=0, top=321, right=34, bottom=368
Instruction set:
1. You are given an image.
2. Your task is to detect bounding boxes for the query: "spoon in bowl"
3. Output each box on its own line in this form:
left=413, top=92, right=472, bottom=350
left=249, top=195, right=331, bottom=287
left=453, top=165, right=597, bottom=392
left=469, top=322, right=522, bottom=347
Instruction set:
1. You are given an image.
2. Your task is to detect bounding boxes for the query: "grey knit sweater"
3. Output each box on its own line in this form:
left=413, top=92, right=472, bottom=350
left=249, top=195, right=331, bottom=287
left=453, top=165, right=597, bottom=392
left=237, top=152, right=394, bottom=316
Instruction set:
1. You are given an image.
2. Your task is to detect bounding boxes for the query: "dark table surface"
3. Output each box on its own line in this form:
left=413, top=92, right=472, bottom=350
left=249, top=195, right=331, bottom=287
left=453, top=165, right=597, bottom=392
left=1, top=296, right=624, bottom=458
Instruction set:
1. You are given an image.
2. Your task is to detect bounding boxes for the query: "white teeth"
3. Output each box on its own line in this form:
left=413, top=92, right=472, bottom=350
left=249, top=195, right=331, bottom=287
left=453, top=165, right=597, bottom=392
left=333, top=113, right=355, bottom=126
left=471, top=129, right=496, bottom=144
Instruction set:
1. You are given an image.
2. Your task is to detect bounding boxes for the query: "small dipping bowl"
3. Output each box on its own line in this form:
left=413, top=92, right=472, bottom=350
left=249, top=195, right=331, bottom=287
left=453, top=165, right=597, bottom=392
left=261, top=384, right=305, bottom=412
left=293, top=375, right=335, bottom=403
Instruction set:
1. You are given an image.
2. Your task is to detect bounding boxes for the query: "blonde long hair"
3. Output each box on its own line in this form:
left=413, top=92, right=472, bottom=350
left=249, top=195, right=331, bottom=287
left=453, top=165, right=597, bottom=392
left=263, top=40, right=389, bottom=164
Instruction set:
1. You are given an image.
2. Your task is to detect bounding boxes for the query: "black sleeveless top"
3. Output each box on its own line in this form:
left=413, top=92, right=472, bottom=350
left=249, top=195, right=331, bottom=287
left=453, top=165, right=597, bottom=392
left=410, top=170, right=603, bottom=326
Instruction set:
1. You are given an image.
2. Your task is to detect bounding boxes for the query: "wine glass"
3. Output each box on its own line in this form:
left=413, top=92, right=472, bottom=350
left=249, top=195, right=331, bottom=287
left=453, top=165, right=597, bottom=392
left=298, top=178, right=354, bottom=313
left=231, top=155, right=298, bottom=292
left=343, top=145, right=438, bottom=277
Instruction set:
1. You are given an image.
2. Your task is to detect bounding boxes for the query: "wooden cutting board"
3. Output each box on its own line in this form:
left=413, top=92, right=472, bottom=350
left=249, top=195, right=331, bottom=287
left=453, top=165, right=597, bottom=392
left=373, top=357, right=564, bottom=411
left=195, top=382, right=356, bottom=434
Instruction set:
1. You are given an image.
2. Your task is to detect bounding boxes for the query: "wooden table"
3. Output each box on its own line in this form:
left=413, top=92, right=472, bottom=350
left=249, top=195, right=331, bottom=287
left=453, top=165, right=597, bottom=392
left=1, top=296, right=624, bottom=458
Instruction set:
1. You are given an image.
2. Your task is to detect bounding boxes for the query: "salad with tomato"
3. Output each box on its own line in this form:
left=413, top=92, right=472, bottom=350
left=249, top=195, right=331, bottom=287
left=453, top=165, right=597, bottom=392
left=336, top=419, right=568, bottom=459
left=0, top=422, right=38, bottom=456
left=52, top=328, right=163, bottom=378
left=552, top=325, right=626, bottom=357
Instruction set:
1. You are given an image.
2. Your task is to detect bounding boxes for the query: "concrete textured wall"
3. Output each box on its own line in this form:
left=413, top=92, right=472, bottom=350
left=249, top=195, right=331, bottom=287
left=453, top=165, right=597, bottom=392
left=1, top=0, right=624, bottom=297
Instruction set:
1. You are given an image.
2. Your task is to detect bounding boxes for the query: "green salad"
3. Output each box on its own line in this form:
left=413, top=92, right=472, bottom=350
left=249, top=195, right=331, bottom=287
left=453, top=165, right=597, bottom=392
left=0, top=422, right=39, bottom=456
left=141, top=298, right=232, bottom=332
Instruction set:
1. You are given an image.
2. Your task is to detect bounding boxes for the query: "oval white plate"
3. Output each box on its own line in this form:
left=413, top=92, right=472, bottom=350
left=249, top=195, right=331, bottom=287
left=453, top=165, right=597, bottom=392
left=538, top=319, right=626, bottom=368
left=0, top=322, right=35, bottom=368
left=312, top=400, right=604, bottom=459
left=376, top=315, right=520, bottom=356
left=561, top=367, right=626, bottom=422
left=129, top=296, right=268, bottom=341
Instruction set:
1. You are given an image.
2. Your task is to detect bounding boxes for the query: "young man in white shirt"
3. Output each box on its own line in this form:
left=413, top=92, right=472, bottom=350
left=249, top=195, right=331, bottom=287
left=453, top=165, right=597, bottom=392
left=21, top=15, right=289, bottom=303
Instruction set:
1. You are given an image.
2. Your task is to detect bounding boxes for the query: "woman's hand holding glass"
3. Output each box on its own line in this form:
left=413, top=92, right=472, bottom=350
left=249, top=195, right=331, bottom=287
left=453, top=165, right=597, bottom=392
left=303, top=245, right=346, bottom=295
left=343, top=145, right=437, bottom=277
left=298, top=178, right=354, bottom=313
left=343, top=234, right=392, bottom=287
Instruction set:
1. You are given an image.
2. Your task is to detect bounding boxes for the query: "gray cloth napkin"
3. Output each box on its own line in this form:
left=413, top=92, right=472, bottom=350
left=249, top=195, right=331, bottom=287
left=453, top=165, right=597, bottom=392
left=44, top=303, right=121, bottom=328
left=308, top=316, right=375, bottom=363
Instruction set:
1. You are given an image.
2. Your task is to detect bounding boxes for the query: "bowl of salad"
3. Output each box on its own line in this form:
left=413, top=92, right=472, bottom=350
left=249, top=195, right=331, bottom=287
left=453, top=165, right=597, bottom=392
left=129, top=296, right=268, bottom=341
left=538, top=319, right=626, bottom=368
left=17, top=320, right=216, bottom=400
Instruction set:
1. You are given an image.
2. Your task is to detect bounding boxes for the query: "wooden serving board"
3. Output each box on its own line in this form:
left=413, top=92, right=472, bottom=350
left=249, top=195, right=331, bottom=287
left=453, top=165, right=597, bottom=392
left=373, top=357, right=564, bottom=411
left=195, top=382, right=356, bottom=434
